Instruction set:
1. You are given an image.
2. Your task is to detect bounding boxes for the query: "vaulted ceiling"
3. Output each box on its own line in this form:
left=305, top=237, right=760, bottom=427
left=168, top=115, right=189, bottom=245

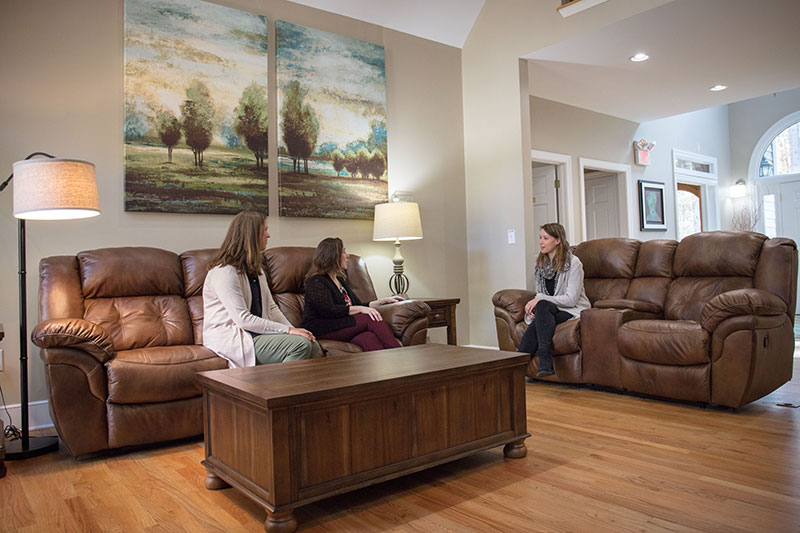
left=287, top=0, right=800, bottom=123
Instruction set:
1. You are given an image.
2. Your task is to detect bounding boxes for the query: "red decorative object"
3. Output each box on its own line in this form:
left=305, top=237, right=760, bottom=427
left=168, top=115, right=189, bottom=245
left=633, top=139, right=656, bottom=166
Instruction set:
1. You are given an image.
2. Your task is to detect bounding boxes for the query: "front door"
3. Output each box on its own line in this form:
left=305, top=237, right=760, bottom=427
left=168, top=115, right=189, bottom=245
left=779, top=178, right=800, bottom=296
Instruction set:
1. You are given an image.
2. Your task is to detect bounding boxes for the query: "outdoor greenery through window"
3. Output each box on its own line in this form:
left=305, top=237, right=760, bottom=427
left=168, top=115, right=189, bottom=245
left=759, top=121, right=800, bottom=177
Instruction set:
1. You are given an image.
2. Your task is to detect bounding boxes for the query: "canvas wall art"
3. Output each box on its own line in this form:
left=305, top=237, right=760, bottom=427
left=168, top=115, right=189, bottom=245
left=124, top=0, right=268, bottom=214
left=639, top=180, right=667, bottom=231
left=276, top=20, right=388, bottom=219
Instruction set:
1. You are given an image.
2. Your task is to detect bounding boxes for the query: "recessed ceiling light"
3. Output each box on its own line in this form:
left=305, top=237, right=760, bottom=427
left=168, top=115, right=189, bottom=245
left=710, top=85, right=728, bottom=91
left=629, top=53, right=649, bottom=62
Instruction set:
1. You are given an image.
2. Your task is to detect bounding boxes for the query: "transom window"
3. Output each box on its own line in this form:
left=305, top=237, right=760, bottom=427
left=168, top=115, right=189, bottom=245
left=758, top=121, right=800, bottom=177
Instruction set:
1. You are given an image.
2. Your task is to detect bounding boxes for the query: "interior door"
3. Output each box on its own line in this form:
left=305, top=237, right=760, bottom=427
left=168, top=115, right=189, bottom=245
left=531, top=164, right=558, bottom=231
left=585, top=172, right=620, bottom=240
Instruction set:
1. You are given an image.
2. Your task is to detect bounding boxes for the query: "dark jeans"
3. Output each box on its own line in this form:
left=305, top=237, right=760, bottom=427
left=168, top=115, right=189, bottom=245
left=319, top=313, right=402, bottom=352
left=518, top=300, right=573, bottom=369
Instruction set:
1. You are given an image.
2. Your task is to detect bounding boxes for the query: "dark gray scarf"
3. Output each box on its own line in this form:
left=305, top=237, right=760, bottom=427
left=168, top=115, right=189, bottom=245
left=536, top=252, right=572, bottom=296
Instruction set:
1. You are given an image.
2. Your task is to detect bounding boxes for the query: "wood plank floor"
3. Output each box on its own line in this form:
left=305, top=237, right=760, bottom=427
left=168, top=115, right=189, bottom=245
left=3, top=358, right=800, bottom=532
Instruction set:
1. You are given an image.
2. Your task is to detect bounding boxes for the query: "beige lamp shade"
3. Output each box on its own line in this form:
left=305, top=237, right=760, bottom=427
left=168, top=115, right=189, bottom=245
left=373, top=201, right=423, bottom=241
left=12, top=158, right=100, bottom=220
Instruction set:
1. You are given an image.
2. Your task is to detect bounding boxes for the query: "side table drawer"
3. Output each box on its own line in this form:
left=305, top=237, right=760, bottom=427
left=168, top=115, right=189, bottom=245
left=428, top=310, right=447, bottom=327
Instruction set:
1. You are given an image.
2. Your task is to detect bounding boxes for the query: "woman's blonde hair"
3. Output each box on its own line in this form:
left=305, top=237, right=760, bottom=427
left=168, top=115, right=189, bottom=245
left=306, top=237, right=345, bottom=280
left=209, top=210, right=267, bottom=277
left=536, top=222, right=570, bottom=271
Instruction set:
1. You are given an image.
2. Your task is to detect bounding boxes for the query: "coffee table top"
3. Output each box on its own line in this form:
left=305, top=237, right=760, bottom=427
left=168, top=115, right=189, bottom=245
left=197, top=344, right=528, bottom=409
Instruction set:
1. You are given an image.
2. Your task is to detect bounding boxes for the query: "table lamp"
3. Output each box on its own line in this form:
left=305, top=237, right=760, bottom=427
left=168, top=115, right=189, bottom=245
left=372, top=200, right=423, bottom=297
left=0, top=153, right=100, bottom=459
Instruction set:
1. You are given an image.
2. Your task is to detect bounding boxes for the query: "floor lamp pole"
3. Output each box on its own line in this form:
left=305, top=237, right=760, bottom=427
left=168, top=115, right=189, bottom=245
left=5, top=218, right=59, bottom=459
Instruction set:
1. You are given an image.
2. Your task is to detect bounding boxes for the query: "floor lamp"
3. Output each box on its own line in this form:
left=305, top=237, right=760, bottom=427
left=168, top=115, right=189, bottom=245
left=372, top=200, right=423, bottom=297
left=1, top=153, right=100, bottom=459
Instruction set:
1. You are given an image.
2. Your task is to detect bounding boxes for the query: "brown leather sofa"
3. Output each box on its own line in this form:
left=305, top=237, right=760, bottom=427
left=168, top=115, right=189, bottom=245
left=493, top=231, right=797, bottom=408
left=32, top=246, right=429, bottom=457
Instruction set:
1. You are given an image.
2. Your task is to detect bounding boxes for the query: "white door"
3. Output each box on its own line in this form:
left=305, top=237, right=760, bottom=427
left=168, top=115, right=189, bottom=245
left=532, top=164, right=558, bottom=231
left=585, top=173, right=620, bottom=240
left=778, top=179, right=800, bottom=295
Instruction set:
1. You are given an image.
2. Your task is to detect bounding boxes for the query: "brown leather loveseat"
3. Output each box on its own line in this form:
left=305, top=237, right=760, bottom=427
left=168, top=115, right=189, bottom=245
left=493, top=231, right=797, bottom=408
left=32, top=246, right=429, bottom=457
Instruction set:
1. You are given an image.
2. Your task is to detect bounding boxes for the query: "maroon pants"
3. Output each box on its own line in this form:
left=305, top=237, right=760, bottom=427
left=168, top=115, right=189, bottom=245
left=319, top=313, right=402, bottom=352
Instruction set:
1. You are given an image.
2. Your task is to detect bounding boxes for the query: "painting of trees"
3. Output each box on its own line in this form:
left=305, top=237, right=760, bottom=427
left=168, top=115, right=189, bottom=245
left=277, top=20, right=388, bottom=219
left=234, top=82, right=268, bottom=168
left=124, top=0, right=268, bottom=214
left=155, top=110, right=181, bottom=163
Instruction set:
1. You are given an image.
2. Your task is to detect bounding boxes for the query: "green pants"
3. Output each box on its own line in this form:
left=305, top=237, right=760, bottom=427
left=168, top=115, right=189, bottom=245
left=252, top=333, right=322, bottom=365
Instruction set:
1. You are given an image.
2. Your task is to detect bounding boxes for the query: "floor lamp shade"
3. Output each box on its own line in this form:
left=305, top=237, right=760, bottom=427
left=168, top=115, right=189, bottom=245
left=373, top=201, right=423, bottom=296
left=12, top=159, right=100, bottom=220
left=5, top=156, right=100, bottom=460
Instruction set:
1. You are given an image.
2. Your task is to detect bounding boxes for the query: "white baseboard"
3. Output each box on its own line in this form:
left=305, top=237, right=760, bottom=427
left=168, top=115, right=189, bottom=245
left=464, top=344, right=499, bottom=350
left=1, top=399, right=54, bottom=431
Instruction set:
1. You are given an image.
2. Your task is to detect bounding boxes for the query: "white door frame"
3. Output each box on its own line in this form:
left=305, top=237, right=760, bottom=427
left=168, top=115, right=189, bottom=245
left=530, top=150, right=574, bottom=242
left=748, top=110, right=800, bottom=234
left=578, top=158, right=633, bottom=241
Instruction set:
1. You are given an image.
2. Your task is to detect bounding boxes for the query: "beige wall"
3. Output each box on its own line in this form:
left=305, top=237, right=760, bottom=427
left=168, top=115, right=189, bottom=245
left=461, top=0, right=671, bottom=347
left=531, top=97, right=732, bottom=242
left=0, top=0, right=467, bottom=414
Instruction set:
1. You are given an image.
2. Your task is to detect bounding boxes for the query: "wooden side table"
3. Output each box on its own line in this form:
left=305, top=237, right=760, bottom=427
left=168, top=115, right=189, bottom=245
left=413, top=298, right=460, bottom=345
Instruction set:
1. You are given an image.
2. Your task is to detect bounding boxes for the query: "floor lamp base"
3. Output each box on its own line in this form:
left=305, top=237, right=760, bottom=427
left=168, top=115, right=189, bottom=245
left=5, top=435, right=59, bottom=460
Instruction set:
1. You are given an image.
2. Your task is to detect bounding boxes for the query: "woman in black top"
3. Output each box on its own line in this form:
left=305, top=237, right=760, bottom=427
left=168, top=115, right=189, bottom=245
left=302, top=237, right=403, bottom=352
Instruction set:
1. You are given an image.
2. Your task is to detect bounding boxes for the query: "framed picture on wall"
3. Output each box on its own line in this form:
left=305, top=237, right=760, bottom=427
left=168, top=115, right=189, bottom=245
left=638, top=180, right=667, bottom=231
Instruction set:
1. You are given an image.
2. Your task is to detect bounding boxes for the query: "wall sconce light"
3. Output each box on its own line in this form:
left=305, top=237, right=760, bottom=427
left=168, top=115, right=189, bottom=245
left=730, top=179, right=747, bottom=199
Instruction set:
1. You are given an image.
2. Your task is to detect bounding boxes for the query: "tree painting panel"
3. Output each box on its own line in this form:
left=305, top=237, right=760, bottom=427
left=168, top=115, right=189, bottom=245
left=124, top=0, right=268, bottom=215
left=276, top=21, right=388, bottom=219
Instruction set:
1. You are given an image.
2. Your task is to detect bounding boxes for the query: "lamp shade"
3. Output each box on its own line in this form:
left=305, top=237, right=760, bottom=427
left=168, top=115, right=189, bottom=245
left=373, top=201, right=423, bottom=241
left=12, top=158, right=100, bottom=220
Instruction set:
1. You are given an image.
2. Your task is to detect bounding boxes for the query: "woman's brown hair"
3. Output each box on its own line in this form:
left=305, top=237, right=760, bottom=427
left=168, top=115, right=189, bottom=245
left=536, top=222, right=570, bottom=272
left=209, top=210, right=267, bottom=276
left=306, top=237, right=345, bottom=280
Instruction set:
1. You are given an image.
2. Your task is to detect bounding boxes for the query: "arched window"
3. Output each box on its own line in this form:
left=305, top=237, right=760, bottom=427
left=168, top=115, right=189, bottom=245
left=758, top=121, right=800, bottom=177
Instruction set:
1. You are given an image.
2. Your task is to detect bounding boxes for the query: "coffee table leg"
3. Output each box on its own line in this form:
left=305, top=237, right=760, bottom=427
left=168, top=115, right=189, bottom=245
left=205, top=472, right=230, bottom=490
left=265, top=510, right=297, bottom=533
left=503, top=439, right=527, bottom=459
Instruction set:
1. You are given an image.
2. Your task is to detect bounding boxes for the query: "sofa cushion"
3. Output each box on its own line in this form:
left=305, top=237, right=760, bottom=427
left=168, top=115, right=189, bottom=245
left=107, top=345, right=227, bottom=404
left=85, top=295, right=194, bottom=351
left=320, top=339, right=363, bottom=356
left=274, top=292, right=304, bottom=327
left=553, top=318, right=581, bottom=355
left=618, top=319, right=710, bottom=366
left=664, top=277, right=753, bottom=322
left=79, top=247, right=184, bottom=298
left=674, top=231, right=766, bottom=277
left=181, top=248, right=216, bottom=298
left=514, top=317, right=580, bottom=355
left=576, top=238, right=639, bottom=305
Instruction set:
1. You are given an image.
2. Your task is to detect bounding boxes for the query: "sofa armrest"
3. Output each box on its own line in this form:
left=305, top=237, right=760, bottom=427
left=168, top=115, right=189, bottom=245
left=377, top=300, right=431, bottom=344
left=594, top=299, right=662, bottom=314
left=492, top=289, right=537, bottom=323
left=32, top=318, right=114, bottom=364
left=701, top=288, right=787, bottom=332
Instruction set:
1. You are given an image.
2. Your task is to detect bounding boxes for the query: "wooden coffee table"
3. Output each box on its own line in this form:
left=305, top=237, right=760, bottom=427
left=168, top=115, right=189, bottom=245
left=198, top=344, right=530, bottom=532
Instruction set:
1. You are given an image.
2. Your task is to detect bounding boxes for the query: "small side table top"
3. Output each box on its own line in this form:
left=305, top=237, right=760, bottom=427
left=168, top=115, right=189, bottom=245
left=411, top=297, right=460, bottom=345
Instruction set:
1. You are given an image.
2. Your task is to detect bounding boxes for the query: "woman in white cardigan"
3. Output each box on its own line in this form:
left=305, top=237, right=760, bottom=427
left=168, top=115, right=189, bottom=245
left=203, top=211, right=320, bottom=368
left=519, top=222, right=590, bottom=378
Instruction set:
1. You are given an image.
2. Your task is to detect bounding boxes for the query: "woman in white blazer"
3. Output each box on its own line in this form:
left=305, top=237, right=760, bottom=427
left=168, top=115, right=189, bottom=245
left=203, top=211, right=320, bottom=368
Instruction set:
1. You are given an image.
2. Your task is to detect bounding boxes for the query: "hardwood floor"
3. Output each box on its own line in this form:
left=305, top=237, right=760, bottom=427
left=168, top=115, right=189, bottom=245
left=3, top=358, right=800, bottom=532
